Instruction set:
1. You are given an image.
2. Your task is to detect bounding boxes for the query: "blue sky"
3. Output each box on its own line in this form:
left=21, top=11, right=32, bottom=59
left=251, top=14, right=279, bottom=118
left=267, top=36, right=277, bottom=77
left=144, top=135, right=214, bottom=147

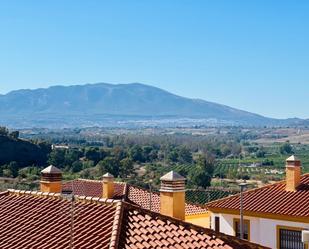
left=0, top=1, right=308, bottom=118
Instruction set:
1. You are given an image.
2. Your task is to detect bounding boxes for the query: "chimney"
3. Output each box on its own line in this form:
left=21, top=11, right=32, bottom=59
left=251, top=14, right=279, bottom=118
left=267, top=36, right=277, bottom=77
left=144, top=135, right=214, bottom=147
left=285, top=155, right=302, bottom=192
left=40, top=165, right=62, bottom=193
left=160, top=171, right=186, bottom=220
left=102, top=173, right=114, bottom=199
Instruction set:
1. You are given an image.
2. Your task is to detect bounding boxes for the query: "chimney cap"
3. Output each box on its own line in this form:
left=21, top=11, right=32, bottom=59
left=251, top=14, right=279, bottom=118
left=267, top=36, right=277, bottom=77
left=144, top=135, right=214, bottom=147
left=41, top=165, right=62, bottom=174
left=160, top=171, right=185, bottom=181
left=286, top=155, right=300, bottom=162
left=103, top=172, right=114, bottom=178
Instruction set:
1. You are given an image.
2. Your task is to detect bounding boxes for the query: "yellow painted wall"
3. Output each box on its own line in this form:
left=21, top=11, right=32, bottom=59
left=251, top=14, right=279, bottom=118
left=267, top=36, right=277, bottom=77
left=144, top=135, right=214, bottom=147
left=40, top=181, right=62, bottom=193
left=160, top=191, right=185, bottom=220
left=185, top=212, right=211, bottom=228
left=103, top=181, right=114, bottom=198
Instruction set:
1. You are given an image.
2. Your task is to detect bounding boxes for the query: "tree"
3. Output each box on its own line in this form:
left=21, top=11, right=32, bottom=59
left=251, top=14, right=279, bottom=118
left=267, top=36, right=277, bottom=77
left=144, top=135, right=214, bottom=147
left=97, top=157, right=119, bottom=177
left=189, top=155, right=214, bottom=188
left=71, top=161, right=83, bottom=173
left=168, top=149, right=178, bottom=163
left=256, top=148, right=266, bottom=158
left=18, top=166, right=40, bottom=179
left=119, top=157, right=134, bottom=178
left=142, top=146, right=154, bottom=162
left=8, top=161, right=19, bottom=178
left=280, top=142, right=293, bottom=155
left=129, top=145, right=144, bottom=162
left=178, top=146, right=193, bottom=164
left=82, top=160, right=94, bottom=170
left=112, top=146, right=126, bottom=162
left=220, top=144, right=231, bottom=157
left=85, top=147, right=103, bottom=164
left=48, top=149, right=65, bottom=168
left=64, top=149, right=81, bottom=166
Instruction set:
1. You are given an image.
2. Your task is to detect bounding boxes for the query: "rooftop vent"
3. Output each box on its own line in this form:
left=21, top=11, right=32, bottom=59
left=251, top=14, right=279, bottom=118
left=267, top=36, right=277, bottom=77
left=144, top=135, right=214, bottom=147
left=160, top=171, right=186, bottom=220
left=102, top=172, right=114, bottom=199
left=285, top=155, right=302, bottom=192
left=40, top=165, right=62, bottom=193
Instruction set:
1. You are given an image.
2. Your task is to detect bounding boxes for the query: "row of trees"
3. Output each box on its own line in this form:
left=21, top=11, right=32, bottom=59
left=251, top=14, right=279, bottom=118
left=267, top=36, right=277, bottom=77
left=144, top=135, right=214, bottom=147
left=45, top=140, right=217, bottom=188
left=4, top=125, right=293, bottom=189
left=244, top=141, right=294, bottom=158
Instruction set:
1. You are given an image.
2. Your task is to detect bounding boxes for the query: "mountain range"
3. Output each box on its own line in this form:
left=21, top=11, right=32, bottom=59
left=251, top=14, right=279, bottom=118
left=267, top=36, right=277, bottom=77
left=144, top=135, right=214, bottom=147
left=0, top=83, right=307, bottom=128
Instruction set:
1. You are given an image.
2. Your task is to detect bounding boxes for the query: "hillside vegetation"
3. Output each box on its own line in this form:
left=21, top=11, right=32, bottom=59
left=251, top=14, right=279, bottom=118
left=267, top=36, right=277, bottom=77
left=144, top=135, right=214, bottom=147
left=0, top=127, right=50, bottom=177
left=2, top=126, right=309, bottom=192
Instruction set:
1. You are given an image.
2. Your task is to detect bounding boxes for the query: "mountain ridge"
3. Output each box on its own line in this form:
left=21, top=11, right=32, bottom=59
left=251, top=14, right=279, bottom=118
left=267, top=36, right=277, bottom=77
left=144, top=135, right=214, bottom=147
left=0, top=83, right=307, bottom=128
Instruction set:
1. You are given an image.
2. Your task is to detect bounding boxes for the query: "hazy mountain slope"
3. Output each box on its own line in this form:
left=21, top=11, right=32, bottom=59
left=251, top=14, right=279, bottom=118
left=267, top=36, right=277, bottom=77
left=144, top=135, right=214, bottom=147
left=0, top=134, right=50, bottom=166
left=0, top=83, right=306, bottom=127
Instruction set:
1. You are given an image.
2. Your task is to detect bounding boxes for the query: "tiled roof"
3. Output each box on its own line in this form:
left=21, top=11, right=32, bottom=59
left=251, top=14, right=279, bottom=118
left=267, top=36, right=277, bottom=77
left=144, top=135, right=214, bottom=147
left=118, top=202, right=268, bottom=249
left=0, top=190, right=118, bottom=249
left=207, top=174, right=309, bottom=218
left=126, top=184, right=208, bottom=216
left=0, top=190, right=268, bottom=249
left=62, top=179, right=126, bottom=198
left=63, top=179, right=208, bottom=215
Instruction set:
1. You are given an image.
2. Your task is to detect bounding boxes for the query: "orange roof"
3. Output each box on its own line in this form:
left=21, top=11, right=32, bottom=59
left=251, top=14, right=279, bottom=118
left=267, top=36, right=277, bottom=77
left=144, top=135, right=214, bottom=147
left=63, top=179, right=208, bottom=215
left=207, top=174, right=309, bottom=218
left=62, top=179, right=126, bottom=198
left=0, top=190, right=268, bottom=249
left=0, top=190, right=118, bottom=249
left=118, top=202, right=268, bottom=249
left=126, top=184, right=208, bottom=215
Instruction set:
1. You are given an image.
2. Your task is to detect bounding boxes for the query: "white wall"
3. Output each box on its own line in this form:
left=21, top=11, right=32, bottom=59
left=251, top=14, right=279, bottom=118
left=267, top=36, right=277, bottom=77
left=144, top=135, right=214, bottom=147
left=211, top=213, right=309, bottom=249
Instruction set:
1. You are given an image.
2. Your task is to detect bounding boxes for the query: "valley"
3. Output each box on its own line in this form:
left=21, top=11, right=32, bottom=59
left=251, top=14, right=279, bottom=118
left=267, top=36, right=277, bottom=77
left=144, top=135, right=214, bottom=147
left=2, top=125, right=309, bottom=193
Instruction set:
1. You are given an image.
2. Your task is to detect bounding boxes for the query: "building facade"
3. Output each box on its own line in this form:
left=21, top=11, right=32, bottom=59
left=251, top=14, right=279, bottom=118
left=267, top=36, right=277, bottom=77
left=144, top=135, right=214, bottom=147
left=207, top=156, right=309, bottom=249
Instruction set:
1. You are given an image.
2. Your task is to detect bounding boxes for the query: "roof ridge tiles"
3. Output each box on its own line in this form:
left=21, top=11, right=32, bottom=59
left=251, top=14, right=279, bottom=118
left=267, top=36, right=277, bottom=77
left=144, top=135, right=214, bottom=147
left=123, top=183, right=129, bottom=199
left=122, top=200, right=225, bottom=238
left=0, top=189, right=118, bottom=249
left=206, top=178, right=288, bottom=208
left=6, top=189, right=121, bottom=206
left=208, top=173, right=309, bottom=209
left=64, top=180, right=208, bottom=215
left=0, top=191, right=9, bottom=196
left=75, top=195, right=121, bottom=206
left=206, top=174, right=309, bottom=219
left=120, top=201, right=267, bottom=249
left=77, top=178, right=102, bottom=183
left=76, top=178, right=126, bottom=185
left=109, top=202, right=124, bottom=249
left=126, top=184, right=209, bottom=215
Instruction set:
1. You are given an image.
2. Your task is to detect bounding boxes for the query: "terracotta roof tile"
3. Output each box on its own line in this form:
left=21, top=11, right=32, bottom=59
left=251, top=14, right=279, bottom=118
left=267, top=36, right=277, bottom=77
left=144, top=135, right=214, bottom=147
left=118, top=202, right=268, bottom=249
left=0, top=179, right=264, bottom=248
left=63, top=179, right=208, bottom=215
left=207, top=174, right=309, bottom=218
left=126, top=184, right=208, bottom=215
left=62, top=179, right=126, bottom=198
left=0, top=190, right=116, bottom=249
